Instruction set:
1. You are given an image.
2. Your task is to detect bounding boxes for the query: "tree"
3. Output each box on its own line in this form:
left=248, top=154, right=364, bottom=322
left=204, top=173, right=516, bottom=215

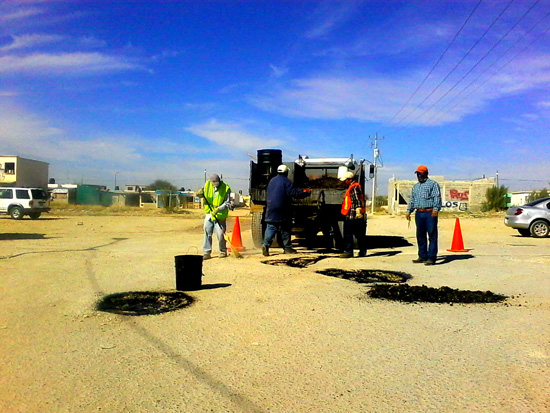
left=527, top=188, right=549, bottom=202
left=147, top=179, right=177, bottom=191
left=482, top=185, right=509, bottom=212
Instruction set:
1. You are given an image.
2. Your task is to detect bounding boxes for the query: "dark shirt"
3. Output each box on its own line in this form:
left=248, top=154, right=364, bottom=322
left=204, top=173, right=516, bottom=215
left=265, top=174, right=309, bottom=222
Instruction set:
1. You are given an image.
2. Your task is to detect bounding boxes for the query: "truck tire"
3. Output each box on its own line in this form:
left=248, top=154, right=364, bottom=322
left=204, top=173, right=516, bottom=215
left=251, top=211, right=264, bottom=248
left=10, top=206, right=24, bottom=220
left=29, top=212, right=42, bottom=220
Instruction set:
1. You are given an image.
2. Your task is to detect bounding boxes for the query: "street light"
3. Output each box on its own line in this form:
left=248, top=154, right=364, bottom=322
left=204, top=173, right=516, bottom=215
left=114, top=171, right=120, bottom=190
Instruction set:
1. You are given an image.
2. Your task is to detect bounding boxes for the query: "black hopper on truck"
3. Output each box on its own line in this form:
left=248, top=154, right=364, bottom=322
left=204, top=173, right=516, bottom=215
left=249, top=149, right=373, bottom=250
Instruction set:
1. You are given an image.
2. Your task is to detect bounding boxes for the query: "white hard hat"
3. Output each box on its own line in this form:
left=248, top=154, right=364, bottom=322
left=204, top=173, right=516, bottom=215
left=277, top=164, right=289, bottom=173
left=339, top=171, right=354, bottom=181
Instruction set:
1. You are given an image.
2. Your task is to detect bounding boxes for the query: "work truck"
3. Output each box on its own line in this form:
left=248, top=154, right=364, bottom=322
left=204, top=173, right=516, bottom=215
left=249, top=149, right=373, bottom=250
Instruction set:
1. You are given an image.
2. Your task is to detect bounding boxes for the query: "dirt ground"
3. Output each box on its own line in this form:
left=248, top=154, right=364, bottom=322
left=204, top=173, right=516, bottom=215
left=1, top=208, right=549, bottom=412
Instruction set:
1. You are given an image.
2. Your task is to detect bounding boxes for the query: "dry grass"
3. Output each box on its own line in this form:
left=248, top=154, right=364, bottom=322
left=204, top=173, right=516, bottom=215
left=50, top=203, right=202, bottom=217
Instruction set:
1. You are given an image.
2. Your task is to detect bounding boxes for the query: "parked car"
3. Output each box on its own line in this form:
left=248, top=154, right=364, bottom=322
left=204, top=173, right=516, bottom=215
left=504, top=197, right=550, bottom=237
left=0, top=187, right=51, bottom=219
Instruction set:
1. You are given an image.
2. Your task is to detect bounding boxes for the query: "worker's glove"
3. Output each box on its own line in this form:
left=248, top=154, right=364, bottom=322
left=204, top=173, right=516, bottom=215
left=196, top=188, right=204, bottom=198
left=355, top=208, right=364, bottom=219
left=211, top=208, right=219, bottom=216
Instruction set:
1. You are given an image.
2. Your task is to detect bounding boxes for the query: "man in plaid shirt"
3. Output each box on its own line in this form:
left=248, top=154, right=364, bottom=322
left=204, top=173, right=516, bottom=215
left=339, top=171, right=367, bottom=258
left=406, top=165, right=442, bottom=265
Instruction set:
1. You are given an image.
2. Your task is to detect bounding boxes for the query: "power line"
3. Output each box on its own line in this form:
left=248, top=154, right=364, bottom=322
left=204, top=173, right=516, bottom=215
left=376, top=0, right=484, bottom=134
left=408, top=0, right=542, bottom=126
left=426, top=5, right=550, bottom=125
left=389, top=0, right=515, bottom=129
left=428, top=20, right=550, bottom=125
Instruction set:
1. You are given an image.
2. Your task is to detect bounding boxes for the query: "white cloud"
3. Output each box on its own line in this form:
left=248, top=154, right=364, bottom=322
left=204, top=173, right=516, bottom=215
left=0, top=34, right=63, bottom=51
left=251, top=49, right=550, bottom=127
left=305, top=1, right=362, bottom=39
left=186, top=119, right=283, bottom=152
left=270, top=64, right=288, bottom=78
left=78, top=35, right=106, bottom=48
left=0, top=7, right=44, bottom=23
left=0, top=52, right=142, bottom=74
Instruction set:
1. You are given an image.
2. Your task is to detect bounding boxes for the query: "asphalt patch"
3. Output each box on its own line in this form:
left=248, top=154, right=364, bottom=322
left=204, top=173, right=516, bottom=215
left=262, top=256, right=329, bottom=268
left=317, top=268, right=410, bottom=283
left=367, top=284, right=507, bottom=304
left=96, top=291, right=194, bottom=316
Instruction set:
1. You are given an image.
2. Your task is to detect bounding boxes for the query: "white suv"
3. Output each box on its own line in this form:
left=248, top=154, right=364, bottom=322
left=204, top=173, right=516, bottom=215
left=0, top=187, right=51, bottom=219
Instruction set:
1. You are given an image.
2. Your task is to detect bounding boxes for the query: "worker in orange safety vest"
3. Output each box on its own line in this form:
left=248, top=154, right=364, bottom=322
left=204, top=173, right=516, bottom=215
left=339, top=171, right=367, bottom=258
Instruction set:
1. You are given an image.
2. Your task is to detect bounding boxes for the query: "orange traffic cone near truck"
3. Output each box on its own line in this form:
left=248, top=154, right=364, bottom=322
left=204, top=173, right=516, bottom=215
left=229, top=217, right=246, bottom=252
left=447, top=218, right=469, bottom=252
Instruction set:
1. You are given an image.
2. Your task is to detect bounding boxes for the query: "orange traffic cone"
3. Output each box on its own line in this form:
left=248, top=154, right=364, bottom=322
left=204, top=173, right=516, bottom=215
left=229, top=217, right=246, bottom=251
left=447, top=218, right=469, bottom=252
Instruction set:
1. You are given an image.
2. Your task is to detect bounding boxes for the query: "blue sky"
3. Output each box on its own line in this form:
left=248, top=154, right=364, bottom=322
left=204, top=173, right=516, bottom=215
left=1, top=0, right=549, bottom=195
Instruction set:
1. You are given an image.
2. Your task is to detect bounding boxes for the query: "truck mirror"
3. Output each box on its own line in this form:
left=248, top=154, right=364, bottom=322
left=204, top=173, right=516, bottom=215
left=369, top=164, right=375, bottom=178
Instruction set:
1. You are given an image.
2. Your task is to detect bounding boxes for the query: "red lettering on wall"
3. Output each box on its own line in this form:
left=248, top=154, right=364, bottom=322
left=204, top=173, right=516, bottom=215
left=449, top=189, right=469, bottom=201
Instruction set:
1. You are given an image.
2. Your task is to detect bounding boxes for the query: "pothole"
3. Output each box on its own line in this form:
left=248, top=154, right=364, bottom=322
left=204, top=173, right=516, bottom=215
left=367, top=284, right=507, bottom=304
left=317, top=268, right=409, bottom=283
left=96, top=291, right=194, bottom=316
left=262, top=256, right=329, bottom=268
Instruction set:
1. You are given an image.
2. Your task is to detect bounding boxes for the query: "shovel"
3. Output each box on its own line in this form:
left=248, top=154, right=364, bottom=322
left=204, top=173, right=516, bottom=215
left=202, top=196, right=242, bottom=258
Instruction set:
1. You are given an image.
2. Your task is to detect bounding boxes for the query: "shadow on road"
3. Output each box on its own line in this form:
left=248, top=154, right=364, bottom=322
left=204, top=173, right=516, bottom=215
left=366, top=235, right=413, bottom=249
left=439, top=254, right=475, bottom=264
left=0, top=233, right=48, bottom=240
left=199, top=283, right=232, bottom=290
left=367, top=250, right=402, bottom=258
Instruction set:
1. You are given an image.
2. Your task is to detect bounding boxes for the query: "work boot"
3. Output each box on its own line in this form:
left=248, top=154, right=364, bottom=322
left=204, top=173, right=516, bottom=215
left=284, top=248, right=297, bottom=254
left=412, top=257, right=427, bottom=263
left=203, top=253, right=211, bottom=260
left=339, top=252, right=353, bottom=258
left=219, top=251, right=227, bottom=258
left=262, top=245, right=269, bottom=257
left=424, top=259, right=436, bottom=266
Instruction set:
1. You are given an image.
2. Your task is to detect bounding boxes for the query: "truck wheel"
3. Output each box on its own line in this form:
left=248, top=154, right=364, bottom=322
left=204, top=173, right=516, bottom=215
left=29, top=212, right=42, bottom=220
left=251, top=211, right=265, bottom=248
left=10, top=206, right=24, bottom=220
left=530, top=220, right=549, bottom=238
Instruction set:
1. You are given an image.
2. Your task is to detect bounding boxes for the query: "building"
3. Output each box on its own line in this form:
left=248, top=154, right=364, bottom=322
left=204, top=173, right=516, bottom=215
left=507, top=191, right=532, bottom=207
left=387, top=176, right=497, bottom=214
left=0, top=156, right=49, bottom=188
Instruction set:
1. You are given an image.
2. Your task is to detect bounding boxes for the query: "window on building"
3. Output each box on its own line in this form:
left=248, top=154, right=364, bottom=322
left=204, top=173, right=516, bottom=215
left=4, top=162, right=15, bottom=174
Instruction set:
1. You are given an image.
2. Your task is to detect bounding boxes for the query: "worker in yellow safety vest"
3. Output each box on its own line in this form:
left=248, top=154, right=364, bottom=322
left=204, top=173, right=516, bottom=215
left=197, top=174, right=231, bottom=260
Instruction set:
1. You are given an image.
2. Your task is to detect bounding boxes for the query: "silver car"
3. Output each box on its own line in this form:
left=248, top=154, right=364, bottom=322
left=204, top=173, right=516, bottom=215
left=504, top=197, right=550, bottom=237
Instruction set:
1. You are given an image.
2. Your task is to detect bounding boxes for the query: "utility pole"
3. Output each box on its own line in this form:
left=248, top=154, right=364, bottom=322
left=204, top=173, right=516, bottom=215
left=369, top=134, right=384, bottom=214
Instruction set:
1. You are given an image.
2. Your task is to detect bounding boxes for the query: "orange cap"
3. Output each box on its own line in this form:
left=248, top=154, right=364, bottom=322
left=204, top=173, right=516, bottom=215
left=415, top=165, right=428, bottom=174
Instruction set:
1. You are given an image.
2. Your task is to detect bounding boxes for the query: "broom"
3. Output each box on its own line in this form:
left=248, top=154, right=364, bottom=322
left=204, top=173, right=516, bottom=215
left=202, top=196, right=242, bottom=258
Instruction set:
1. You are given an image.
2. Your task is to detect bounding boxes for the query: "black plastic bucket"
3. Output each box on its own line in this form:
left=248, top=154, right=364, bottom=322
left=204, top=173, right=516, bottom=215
left=174, top=255, right=203, bottom=291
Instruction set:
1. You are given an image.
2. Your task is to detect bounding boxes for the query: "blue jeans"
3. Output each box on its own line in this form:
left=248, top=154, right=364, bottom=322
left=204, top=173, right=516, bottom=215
left=262, top=221, right=292, bottom=250
left=415, top=211, right=438, bottom=260
left=203, top=216, right=227, bottom=254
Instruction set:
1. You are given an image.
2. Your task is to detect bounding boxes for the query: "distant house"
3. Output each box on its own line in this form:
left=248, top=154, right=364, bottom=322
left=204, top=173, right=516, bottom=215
left=0, top=156, right=49, bottom=188
left=124, top=184, right=147, bottom=193
left=508, top=191, right=532, bottom=206
left=388, top=176, right=497, bottom=214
